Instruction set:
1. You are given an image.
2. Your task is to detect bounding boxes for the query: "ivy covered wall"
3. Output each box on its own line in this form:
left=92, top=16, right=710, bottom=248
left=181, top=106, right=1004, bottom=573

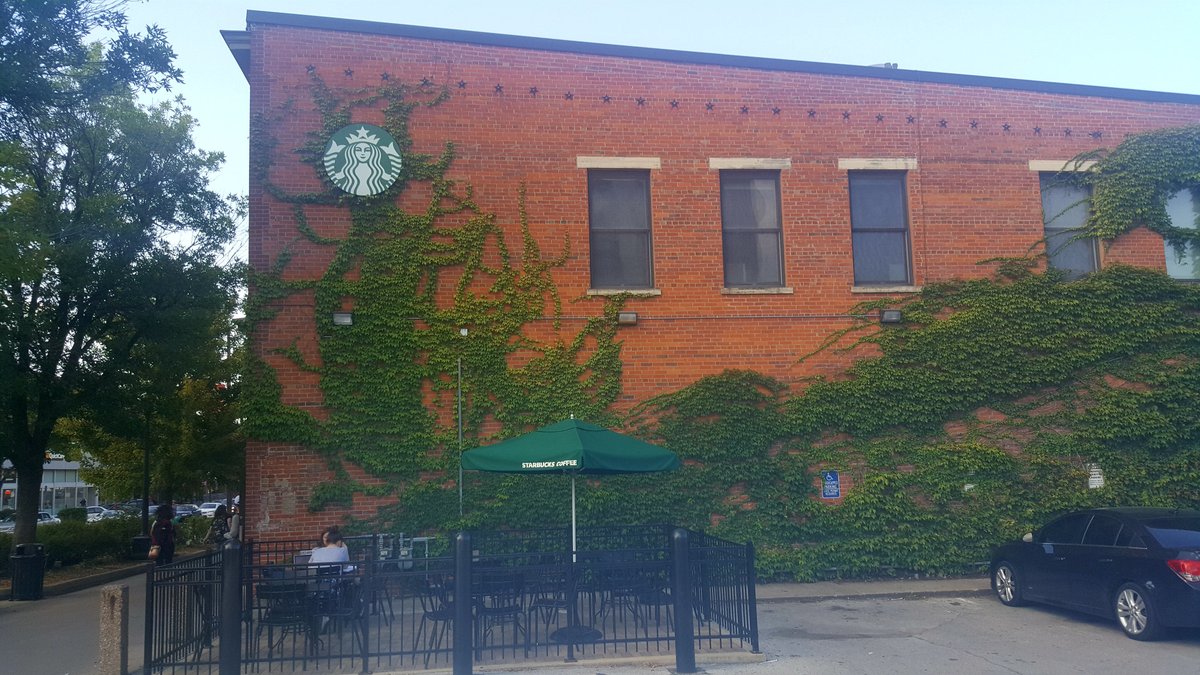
left=244, top=66, right=1200, bottom=578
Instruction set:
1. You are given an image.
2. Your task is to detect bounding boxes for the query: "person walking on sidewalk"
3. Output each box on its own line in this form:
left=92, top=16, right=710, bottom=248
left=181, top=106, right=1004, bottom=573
left=150, top=505, right=176, bottom=566
left=206, top=504, right=230, bottom=546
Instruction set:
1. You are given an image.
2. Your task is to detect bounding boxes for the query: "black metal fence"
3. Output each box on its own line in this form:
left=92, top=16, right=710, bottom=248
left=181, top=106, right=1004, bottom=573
left=144, top=526, right=758, bottom=674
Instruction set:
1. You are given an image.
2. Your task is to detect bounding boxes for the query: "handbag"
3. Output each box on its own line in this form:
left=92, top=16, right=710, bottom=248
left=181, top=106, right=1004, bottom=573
left=149, top=545, right=161, bottom=560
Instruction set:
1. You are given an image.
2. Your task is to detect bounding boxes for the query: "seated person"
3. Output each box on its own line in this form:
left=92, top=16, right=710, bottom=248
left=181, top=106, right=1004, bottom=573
left=309, top=526, right=353, bottom=573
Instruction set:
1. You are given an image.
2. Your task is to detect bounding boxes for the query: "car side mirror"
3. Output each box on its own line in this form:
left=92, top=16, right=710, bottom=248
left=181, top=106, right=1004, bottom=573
left=1022, top=533, right=1034, bottom=543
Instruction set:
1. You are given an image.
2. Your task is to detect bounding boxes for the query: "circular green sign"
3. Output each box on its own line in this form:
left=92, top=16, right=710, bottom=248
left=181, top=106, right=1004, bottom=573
left=323, top=124, right=402, bottom=196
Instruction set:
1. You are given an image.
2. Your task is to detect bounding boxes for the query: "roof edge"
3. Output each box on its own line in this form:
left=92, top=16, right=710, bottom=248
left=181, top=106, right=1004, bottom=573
left=222, top=30, right=250, bottom=81
left=242, top=10, right=1200, bottom=106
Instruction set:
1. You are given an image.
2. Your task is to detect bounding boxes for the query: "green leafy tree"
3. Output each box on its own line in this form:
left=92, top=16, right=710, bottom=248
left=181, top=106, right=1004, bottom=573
left=0, top=3, right=238, bottom=544
left=62, top=368, right=245, bottom=505
left=0, top=0, right=179, bottom=118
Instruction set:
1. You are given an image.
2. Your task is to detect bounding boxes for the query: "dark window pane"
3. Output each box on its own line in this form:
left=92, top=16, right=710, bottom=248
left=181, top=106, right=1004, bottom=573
left=721, top=171, right=782, bottom=287
left=591, top=232, right=651, bottom=288
left=1039, top=513, right=1092, bottom=545
left=1165, top=189, right=1200, bottom=280
left=588, top=170, right=651, bottom=288
left=1040, top=174, right=1097, bottom=277
left=724, top=232, right=782, bottom=286
left=1043, top=514, right=1092, bottom=545
left=1115, top=527, right=1147, bottom=549
left=852, top=232, right=910, bottom=284
left=1144, top=517, right=1200, bottom=548
left=1039, top=175, right=1089, bottom=230
left=1082, top=515, right=1122, bottom=547
left=850, top=173, right=907, bottom=230
left=849, top=172, right=911, bottom=285
left=589, top=171, right=650, bottom=230
left=1045, top=230, right=1098, bottom=280
left=721, top=172, right=781, bottom=230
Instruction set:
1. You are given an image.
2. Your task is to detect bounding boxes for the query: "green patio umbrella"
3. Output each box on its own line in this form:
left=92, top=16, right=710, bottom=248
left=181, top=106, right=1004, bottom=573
left=461, top=417, right=681, bottom=557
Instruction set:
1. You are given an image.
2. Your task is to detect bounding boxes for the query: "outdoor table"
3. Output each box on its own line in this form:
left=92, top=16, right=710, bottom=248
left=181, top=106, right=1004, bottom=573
left=547, top=563, right=604, bottom=649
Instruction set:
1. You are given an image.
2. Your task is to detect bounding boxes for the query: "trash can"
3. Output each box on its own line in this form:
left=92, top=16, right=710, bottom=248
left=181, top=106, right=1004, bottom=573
left=10, top=543, right=47, bottom=601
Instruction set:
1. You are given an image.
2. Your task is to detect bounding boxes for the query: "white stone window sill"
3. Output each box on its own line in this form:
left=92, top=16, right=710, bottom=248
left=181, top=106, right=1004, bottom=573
left=587, top=288, right=662, bottom=296
left=721, top=287, right=794, bottom=295
left=851, top=285, right=922, bottom=294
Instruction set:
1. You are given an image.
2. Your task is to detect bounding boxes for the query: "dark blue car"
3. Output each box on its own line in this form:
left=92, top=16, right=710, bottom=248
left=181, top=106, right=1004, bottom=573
left=990, top=507, right=1200, bottom=640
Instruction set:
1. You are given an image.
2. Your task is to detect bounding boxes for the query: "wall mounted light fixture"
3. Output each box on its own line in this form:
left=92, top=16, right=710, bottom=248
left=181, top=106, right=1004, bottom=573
left=617, top=311, right=638, bottom=326
left=879, top=309, right=903, bottom=324
left=332, top=312, right=354, bottom=326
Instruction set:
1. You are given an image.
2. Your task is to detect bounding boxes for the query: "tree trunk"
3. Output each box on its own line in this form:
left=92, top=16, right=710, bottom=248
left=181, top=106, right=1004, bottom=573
left=13, top=463, right=45, bottom=545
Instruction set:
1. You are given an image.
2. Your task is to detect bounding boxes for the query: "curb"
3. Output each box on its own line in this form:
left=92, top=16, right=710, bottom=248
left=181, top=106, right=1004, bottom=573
left=402, top=650, right=767, bottom=674
left=758, top=586, right=993, bottom=603
left=42, top=563, right=152, bottom=597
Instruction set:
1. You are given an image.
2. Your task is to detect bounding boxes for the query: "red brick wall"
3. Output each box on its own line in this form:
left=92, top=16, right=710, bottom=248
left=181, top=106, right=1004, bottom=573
left=242, top=19, right=1200, bottom=538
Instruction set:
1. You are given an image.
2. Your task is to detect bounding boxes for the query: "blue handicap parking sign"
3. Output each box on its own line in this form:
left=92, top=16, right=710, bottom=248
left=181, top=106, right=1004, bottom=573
left=821, top=470, right=840, bottom=499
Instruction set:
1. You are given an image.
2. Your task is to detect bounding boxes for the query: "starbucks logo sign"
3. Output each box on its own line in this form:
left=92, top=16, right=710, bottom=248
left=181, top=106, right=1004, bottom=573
left=323, top=124, right=402, bottom=196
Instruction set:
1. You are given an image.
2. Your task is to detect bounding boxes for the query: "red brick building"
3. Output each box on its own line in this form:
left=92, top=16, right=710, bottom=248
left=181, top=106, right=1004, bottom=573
left=225, top=12, right=1200, bottom=538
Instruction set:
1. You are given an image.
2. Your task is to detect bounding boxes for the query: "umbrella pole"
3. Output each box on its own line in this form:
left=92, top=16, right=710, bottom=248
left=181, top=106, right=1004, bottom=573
left=571, top=473, right=577, bottom=563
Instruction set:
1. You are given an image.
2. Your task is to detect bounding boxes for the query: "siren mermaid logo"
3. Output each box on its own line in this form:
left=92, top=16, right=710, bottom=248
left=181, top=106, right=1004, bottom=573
left=323, top=124, right=402, bottom=196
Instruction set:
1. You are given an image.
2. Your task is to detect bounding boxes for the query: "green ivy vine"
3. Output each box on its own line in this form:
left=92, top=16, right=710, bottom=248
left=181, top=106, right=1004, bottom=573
left=1081, top=124, right=1200, bottom=248
left=244, top=74, right=626, bottom=513
left=244, top=82, right=1200, bottom=581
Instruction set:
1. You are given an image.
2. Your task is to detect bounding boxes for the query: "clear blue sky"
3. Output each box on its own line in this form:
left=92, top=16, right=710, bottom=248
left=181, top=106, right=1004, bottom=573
left=121, top=0, right=1200, bottom=260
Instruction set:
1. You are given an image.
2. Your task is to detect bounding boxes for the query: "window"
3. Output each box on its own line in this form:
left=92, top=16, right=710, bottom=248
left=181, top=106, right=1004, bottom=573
left=1165, top=188, right=1200, bottom=280
left=1144, top=516, right=1200, bottom=548
left=1038, top=513, right=1092, bottom=545
left=1114, top=527, right=1147, bottom=549
left=588, top=170, right=652, bottom=289
left=1039, top=173, right=1098, bottom=279
left=1082, top=514, right=1123, bottom=547
left=720, top=170, right=783, bottom=287
left=849, top=172, right=912, bottom=285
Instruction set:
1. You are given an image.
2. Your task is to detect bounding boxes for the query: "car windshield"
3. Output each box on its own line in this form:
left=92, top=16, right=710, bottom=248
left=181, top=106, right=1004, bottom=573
left=1144, top=517, right=1200, bottom=549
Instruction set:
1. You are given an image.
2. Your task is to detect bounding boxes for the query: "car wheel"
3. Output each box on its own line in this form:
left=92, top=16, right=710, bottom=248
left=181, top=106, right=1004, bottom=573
left=1115, top=583, right=1162, bottom=641
left=992, top=561, right=1026, bottom=607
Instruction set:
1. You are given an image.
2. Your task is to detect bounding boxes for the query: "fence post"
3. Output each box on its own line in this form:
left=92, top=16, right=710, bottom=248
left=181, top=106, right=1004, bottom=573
left=220, top=539, right=243, bottom=675
left=360, top=542, right=373, bottom=675
left=696, top=543, right=711, bottom=623
left=671, top=528, right=696, bottom=674
left=144, top=565, right=155, bottom=674
left=746, top=541, right=760, bottom=653
left=453, top=531, right=473, bottom=675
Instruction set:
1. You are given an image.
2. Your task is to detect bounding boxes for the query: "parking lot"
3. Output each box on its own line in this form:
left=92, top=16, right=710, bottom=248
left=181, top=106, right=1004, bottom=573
left=730, top=594, right=1200, bottom=675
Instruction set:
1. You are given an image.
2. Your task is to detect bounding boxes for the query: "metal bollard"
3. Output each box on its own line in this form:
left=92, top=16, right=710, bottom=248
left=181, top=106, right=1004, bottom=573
left=220, top=539, right=243, bottom=675
left=672, top=528, right=696, bottom=673
left=746, top=540, right=760, bottom=653
left=453, top=531, right=474, bottom=675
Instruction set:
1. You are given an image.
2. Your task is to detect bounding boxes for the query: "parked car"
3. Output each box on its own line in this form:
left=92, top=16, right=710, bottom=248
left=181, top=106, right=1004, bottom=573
left=86, top=506, right=119, bottom=522
left=173, top=503, right=200, bottom=519
left=198, top=502, right=223, bottom=517
left=116, top=499, right=156, bottom=514
left=991, top=507, right=1200, bottom=640
left=0, top=512, right=59, bottom=530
